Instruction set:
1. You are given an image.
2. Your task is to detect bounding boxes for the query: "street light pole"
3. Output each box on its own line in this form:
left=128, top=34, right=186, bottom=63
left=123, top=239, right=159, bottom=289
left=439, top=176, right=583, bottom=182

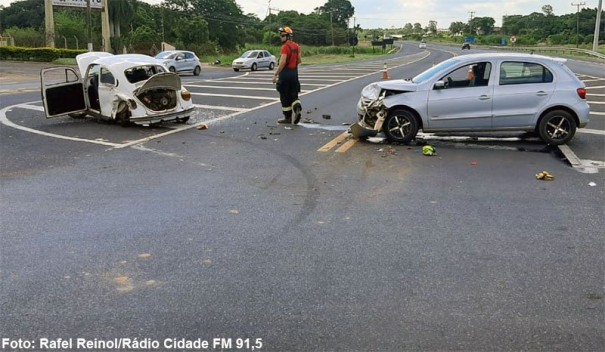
left=571, top=2, right=585, bottom=48
left=593, top=0, right=603, bottom=51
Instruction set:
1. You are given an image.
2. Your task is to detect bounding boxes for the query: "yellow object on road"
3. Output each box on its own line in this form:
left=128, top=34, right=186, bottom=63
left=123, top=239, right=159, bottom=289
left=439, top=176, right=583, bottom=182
left=535, top=170, right=555, bottom=181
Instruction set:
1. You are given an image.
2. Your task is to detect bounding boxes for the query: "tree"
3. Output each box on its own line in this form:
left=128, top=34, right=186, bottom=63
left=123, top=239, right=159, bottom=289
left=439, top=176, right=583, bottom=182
left=108, top=0, right=137, bottom=39
left=314, top=0, right=354, bottom=28
left=471, top=17, right=495, bottom=35
left=413, top=23, right=422, bottom=34
left=542, top=5, right=554, bottom=16
left=173, top=15, right=209, bottom=48
left=128, top=24, right=159, bottom=53
left=164, top=0, right=246, bottom=50
left=449, top=21, right=465, bottom=35
left=426, top=20, right=437, bottom=35
left=54, top=10, right=87, bottom=49
left=1, top=0, right=44, bottom=29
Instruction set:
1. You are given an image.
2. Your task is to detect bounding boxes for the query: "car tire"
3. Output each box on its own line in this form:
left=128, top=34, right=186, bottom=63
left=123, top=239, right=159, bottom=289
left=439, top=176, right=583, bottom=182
left=193, top=66, right=201, bottom=76
left=169, top=66, right=176, bottom=73
left=251, top=63, right=257, bottom=71
left=269, top=62, right=275, bottom=70
left=383, top=109, right=419, bottom=144
left=538, top=110, right=576, bottom=145
left=233, top=68, right=239, bottom=72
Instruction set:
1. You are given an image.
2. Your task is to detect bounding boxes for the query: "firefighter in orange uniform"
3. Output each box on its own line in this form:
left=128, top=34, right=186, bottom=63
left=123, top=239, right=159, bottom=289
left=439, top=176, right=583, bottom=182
left=272, top=26, right=302, bottom=124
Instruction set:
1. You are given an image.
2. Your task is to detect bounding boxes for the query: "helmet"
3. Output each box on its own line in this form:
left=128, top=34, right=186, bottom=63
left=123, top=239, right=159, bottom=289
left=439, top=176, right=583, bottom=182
left=279, top=26, right=293, bottom=36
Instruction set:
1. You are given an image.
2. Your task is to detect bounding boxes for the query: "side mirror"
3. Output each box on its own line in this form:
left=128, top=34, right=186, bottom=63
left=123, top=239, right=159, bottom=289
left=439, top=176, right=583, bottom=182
left=434, top=81, right=446, bottom=90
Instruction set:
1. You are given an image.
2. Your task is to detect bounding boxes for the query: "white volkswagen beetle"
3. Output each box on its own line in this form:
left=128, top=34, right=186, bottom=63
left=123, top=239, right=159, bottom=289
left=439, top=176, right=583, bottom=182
left=41, top=52, right=195, bottom=125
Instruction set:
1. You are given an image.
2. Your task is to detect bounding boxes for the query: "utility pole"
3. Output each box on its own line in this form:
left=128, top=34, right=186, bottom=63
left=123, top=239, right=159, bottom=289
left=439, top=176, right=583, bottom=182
left=571, top=2, right=585, bottom=48
left=44, top=0, right=54, bottom=47
left=101, top=0, right=111, bottom=52
left=593, top=0, right=603, bottom=51
left=87, top=0, right=93, bottom=51
left=330, top=12, right=334, bottom=46
left=468, top=11, right=475, bottom=35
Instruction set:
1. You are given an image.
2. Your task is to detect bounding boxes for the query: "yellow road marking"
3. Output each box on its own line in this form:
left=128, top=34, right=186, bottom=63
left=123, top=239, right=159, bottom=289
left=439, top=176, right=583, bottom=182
left=335, top=138, right=358, bottom=153
left=318, top=131, right=351, bottom=152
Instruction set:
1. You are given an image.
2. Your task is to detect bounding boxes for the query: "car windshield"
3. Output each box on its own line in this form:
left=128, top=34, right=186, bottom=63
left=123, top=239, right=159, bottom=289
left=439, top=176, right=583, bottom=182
left=124, top=65, right=167, bottom=84
left=412, top=58, right=461, bottom=84
left=155, top=52, right=175, bottom=59
left=239, top=51, right=258, bottom=59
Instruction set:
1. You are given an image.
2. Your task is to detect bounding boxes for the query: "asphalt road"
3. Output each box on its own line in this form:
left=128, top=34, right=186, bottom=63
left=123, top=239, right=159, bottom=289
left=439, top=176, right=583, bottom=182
left=1, top=44, right=604, bottom=351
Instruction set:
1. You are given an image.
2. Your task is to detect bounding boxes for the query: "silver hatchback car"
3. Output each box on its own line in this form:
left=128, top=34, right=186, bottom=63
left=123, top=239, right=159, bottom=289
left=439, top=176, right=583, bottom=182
left=155, top=50, right=202, bottom=76
left=353, top=53, right=590, bottom=145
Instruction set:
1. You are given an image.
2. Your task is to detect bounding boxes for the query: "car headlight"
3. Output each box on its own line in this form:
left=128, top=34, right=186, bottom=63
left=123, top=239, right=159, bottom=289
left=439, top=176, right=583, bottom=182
left=361, top=83, right=381, bottom=100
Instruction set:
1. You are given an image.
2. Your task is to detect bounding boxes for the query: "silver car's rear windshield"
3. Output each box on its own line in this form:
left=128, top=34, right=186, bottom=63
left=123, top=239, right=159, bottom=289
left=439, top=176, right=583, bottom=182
left=412, top=59, right=460, bottom=84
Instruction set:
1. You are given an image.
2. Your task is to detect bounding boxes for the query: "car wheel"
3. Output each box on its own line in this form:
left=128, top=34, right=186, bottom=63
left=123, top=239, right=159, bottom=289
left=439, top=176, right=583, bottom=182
left=538, top=110, right=576, bottom=145
left=383, top=109, right=419, bottom=144
left=233, top=68, right=239, bottom=72
left=169, top=66, right=176, bottom=73
left=68, top=112, right=87, bottom=119
left=193, top=66, right=201, bottom=76
left=269, top=62, right=275, bottom=70
left=251, top=63, right=257, bottom=71
left=115, top=102, right=131, bottom=127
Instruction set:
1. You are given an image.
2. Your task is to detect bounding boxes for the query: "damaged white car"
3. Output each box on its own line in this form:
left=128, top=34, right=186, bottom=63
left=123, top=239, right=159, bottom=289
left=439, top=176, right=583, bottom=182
left=41, top=52, right=194, bottom=125
left=352, top=53, right=590, bottom=145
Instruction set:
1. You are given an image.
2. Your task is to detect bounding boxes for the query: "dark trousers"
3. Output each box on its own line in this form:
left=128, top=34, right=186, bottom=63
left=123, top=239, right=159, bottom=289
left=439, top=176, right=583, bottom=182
left=276, top=69, right=301, bottom=119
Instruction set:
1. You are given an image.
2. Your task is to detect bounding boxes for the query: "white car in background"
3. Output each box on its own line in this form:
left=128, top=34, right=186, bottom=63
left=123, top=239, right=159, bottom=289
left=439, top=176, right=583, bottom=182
left=352, top=53, right=590, bottom=145
left=41, top=52, right=195, bottom=126
left=231, top=50, right=276, bottom=72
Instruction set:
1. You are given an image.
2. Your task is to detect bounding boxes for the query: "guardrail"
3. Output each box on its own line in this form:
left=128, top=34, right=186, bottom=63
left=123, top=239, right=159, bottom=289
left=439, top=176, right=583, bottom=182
left=489, top=45, right=605, bottom=61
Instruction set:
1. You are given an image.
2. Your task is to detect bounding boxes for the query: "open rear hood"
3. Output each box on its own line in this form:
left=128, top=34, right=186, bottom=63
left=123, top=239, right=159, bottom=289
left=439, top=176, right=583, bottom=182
left=135, top=72, right=181, bottom=94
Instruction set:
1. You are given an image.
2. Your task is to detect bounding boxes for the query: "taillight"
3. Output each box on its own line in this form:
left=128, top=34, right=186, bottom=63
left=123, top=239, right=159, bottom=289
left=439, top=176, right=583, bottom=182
left=181, top=88, right=191, bottom=101
left=577, top=88, right=586, bottom=99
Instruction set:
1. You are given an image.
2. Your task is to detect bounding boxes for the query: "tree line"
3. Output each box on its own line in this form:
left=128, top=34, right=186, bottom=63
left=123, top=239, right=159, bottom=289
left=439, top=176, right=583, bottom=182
left=0, top=0, right=602, bottom=54
left=381, top=5, right=602, bottom=47
left=0, top=0, right=355, bottom=54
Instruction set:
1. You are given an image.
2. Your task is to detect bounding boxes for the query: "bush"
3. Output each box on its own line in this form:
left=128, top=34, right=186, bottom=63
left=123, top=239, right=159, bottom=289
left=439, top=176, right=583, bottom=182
left=0, top=46, right=86, bottom=61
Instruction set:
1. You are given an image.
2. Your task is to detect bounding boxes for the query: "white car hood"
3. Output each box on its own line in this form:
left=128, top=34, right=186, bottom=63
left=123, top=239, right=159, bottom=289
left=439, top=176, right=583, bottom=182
left=135, top=72, right=181, bottom=93
left=361, top=79, right=418, bottom=99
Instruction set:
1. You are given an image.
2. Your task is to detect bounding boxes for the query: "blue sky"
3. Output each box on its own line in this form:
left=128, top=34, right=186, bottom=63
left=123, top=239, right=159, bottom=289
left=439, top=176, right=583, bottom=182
left=0, top=0, right=598, bottom=29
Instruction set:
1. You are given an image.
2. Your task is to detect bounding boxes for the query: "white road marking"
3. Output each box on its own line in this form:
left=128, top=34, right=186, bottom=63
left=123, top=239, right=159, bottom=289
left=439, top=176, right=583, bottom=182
left=193, top=104, right=248, bottom=112
left=190, top=92, right=279, bottom=100
left=578, top=128, right=605, bottom=135
left=0, top=103, right=121, bottom=147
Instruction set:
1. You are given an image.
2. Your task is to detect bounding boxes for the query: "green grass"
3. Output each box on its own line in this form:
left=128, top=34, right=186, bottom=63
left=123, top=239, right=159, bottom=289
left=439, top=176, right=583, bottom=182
left=201, top=41, right=395, bottom=67
left=53, top=58, right=76, bottom=65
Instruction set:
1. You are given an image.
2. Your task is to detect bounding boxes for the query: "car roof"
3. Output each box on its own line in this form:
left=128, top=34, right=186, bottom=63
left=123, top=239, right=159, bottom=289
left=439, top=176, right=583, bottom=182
left=93, top=54, right=161, bottom=67
left=76, top=52, right=166, bottom=77
left=455, top=52, right=566, bottom=64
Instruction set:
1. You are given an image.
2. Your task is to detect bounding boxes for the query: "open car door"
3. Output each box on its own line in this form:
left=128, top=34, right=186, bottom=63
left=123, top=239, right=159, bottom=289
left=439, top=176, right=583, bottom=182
left=41, top=67, right=87, bottom=118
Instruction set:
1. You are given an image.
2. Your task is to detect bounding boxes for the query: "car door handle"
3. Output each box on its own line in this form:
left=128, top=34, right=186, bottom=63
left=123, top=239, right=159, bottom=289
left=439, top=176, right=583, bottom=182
left=479, top=95, right=491, bottom=100
left=536, top=91, right=548, bottom=96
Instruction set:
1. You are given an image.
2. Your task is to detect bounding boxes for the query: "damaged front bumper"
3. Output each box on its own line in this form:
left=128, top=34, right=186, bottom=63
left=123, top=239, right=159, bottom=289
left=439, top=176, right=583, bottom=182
left=350, top=91, right=387, bottom=139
